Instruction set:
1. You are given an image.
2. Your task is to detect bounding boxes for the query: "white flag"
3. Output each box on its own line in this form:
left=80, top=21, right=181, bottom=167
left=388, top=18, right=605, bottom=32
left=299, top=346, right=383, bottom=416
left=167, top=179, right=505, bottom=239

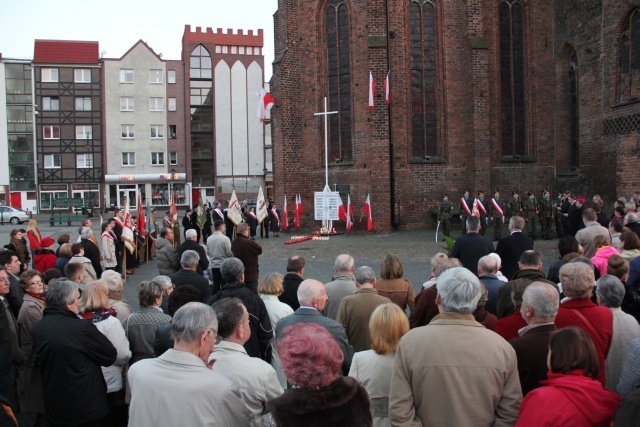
left=227, top=189, right=243, bottom=225
left=256, top=186, right=268, bottom=223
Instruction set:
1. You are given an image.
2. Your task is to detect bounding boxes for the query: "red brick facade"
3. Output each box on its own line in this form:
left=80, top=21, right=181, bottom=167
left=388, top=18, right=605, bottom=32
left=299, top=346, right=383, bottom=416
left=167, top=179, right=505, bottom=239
left=272, top=0, right=640, bottom=231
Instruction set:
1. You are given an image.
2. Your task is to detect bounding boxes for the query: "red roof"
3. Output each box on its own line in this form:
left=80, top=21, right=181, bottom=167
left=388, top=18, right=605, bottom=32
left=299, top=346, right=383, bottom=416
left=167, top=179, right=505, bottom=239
left=33, top=40, right=99, bottom=64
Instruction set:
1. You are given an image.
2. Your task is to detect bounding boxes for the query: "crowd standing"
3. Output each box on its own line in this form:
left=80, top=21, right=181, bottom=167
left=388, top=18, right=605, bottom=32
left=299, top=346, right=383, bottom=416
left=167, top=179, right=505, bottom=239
left=1, top=192, right=640, bottom=426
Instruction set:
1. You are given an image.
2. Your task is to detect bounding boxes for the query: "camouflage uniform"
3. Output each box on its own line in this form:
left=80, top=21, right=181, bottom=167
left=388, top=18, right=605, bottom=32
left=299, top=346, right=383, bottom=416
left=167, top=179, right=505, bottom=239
left=490, top=193, right=506, bottom=241
left=538, top=192, right=554, bottom=240
left=476, top=193, right=489, bottom=236
left=437, top=197, right=453, bottom=237
left=523, top=193, right=538, bottom=240
left=460, top=193, right=474, bottom=235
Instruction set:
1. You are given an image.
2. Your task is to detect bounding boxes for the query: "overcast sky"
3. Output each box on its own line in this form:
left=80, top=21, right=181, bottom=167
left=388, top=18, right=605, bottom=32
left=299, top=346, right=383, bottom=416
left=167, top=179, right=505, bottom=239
left=0, top=0, right=278, bottom=80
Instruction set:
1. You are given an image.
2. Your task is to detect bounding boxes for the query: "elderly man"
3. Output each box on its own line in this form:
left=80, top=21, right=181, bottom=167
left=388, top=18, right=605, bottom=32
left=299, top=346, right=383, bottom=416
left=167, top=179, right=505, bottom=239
left=178, top=229, right=209, bottom=275
left=575, top=208, right=611, bottom=258
left=0, top=251, right=23, bottom=317
left=624, top=212, right=640, bottom=237
left=207, top=220, right=234, bottom=294
left=477, top=255, right=503, bottom=316
left=231, top=223, right=263, bottom=293
left=210, top=298, right=283, bottom=426
left=495, top=216, right=534, bottom=280
left=509, top=282, right=559, bottom=395
left=128, top=302, right=251, bottom=426
left=389, top=267, right=522, bottom=426
left=336, top=266, right=391, bottom=352
left=276, top=279, right=354, bottom=375
left=449, top=216, right=494, bottom=275
left=80, top=226, right=103, bottom=279
left=596, top=275, right=640, bottom=391
left=209, top=258, right=273, bottom=363
left=152, top=275, right=174, bottom=313
left=169, top=250, right=211, bottom=303
left=156, top=227, right=180, bottom=276
left=31, top=280, right=117, bottom=426
left=323, top=254, right=357, bottom=320
left=279, top=255, right=305, bottom=310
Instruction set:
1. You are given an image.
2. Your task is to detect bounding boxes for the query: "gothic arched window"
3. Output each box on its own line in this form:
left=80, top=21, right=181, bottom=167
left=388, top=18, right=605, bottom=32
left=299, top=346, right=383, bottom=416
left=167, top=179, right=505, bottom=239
left=409, top=0, right=438, bottom=158
left=619, top=9, right=640, bottom=102
left=326, top=0, right=352, bottom=161
left=499, top=0, right=526, bottom=157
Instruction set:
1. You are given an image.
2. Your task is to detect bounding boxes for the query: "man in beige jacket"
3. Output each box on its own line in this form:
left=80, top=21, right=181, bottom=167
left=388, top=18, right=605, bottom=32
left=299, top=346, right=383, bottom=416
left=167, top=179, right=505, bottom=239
left=389, top=267, right=522, bottom=427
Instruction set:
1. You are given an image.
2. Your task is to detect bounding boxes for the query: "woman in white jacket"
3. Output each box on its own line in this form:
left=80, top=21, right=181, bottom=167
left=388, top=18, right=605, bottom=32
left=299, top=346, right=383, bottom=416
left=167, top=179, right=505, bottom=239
left=79, top=281, right=132, bottom=426
left=100, top=221, right=117, bottom=271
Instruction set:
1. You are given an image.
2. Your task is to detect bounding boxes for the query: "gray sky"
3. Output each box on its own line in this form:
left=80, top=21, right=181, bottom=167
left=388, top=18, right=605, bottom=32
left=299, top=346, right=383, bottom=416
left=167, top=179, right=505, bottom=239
left=0, top=0, right=278, bottom=80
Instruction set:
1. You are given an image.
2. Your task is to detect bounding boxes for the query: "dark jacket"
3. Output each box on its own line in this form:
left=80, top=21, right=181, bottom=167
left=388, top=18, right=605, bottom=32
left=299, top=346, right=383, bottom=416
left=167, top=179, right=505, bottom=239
left=169, top=269, right=211, bottom=303
left=0, top=300, right=13, bottom=375
left=231, top=234, right=263, bottom=284
left=279, top=273, right=304, bottom=310
left=80, top=238, right=103, bottom=279
left=509, top=323, right=557, bottom=396
left=267, top=376, right=372, bottom=427
left=567, top=204, right=584, bottom=236
left=478, top=274, right=503, bottom=316
left=409, top=286, right=439, bottom=329
left=628, top=221, right=640, bottom=239
left=31, top=306, right=117, bottom=426
left=154, top=322, right=173, bottom=357
left=208, top=281, right=273, bottom=363
left=495, top=231, right=534, bottom=280
left=55, top=256, right=70, bottom=277
left=449, top=232, right=494, bottom=275
left=6, top=275, right=23, bottom=318
left=496, top=270, right=557, bottom=318
left=156, top=237, right=180, bottom=276
left=177, top=239, right=209, bottom=275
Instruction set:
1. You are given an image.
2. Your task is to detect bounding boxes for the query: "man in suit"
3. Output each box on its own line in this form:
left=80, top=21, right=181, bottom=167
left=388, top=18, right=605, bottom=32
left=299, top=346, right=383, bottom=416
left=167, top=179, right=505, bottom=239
left=177, top=229, right=209, bottom=275
left=0, top=252, right=22, bottom=317
left=495, top=216, right=534, bottom=280
left=449, top=216, right=494, bottom=275
left=509, top=282, right=559, bottom=396
left=170, top=250, right=211, bottom=303
left=231, top=223, right=263, bottom=293
left=477, top=255, right=503, bottom=316
left=275, top=279, right=354, bottom=375
left=279, top=255, right=305, bottom=310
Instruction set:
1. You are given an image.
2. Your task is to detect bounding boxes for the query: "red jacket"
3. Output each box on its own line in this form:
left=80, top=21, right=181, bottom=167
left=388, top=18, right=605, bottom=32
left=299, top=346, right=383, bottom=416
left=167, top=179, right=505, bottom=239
left=515, top=370, right=621, bottom=427
left=493, top=311, right=527, bottom=341
left=555, top=299, right=613, bottom=386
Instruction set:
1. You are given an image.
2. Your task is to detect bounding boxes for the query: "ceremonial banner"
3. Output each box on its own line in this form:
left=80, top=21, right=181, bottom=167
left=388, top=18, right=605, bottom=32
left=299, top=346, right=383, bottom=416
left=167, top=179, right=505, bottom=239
left=170, top=195, right=178, bottom=224
left=227, top=189, right=243, bottom=225
left=368, top=72, right=375, bottom=110
left=256, top=187, right=268, bottom=223
left=460, top=197, right=472, bottom=216
left=257, top=88, right=275, bottom=122
left=346, top=194, right=353, bottom=232
left=283, top=195, right=289, bottom=231
left=294, top=194, right=301, bottom=228
left=364, top=194, right=373, bottom=231
left=338, top=196, right=347, bottom=222
left=123, top=198, right=135, bottom=254
left=137, top=192, right=146, bottom=238
left=491, top=198, right=504, bottom=217
left=474, top=198, right=487, bottom=215
left=196, top=195, right=206, bottom=232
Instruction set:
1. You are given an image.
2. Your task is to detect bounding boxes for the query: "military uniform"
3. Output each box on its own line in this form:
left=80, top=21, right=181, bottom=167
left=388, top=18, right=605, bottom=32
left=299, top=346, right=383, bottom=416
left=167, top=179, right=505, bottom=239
left=553, top=193, right=564, bottom=238
left=475, top=193, right=489, bottom=236
left=490, top=191, right=506, bottom=241
left=506, top=194, right=523, bottom=219
left=523, top=193, right=538, bottom=240
left=460, top=192, right=474, bottom=235
left=538, top=192, right=554, bottom=240
left=437, top=196, right=453, bottom=237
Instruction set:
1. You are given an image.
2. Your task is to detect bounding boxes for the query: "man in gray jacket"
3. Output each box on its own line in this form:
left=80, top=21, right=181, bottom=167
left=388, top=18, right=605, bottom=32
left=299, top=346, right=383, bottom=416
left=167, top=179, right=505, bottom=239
left=156, top=227, right=180, bottom=276
left=206, top=220, right=234, bottom=294
left=323, top=254, right=357, bottom=320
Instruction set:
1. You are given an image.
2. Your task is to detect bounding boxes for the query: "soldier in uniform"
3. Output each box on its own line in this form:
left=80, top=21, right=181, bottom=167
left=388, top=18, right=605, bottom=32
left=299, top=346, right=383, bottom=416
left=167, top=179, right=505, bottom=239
left=523, top=191, right=538, bottom=240
left=476, top=191, right=489, bottom=236
left=507, top=190, right=523, bottom=219
left=437, top=194, right=453, bottom=237
left=490, top=189, right=506, bottom=241
left=538, top=190, right=554, bottom=240
left=553, top=193, right=564, bottom=238
left=460, top=190, right=474, bottom=236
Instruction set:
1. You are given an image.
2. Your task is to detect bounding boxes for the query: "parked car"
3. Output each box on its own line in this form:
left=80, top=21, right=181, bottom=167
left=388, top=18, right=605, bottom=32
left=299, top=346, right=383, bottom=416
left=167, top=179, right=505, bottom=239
left=0, top=206, right=31, bottom=224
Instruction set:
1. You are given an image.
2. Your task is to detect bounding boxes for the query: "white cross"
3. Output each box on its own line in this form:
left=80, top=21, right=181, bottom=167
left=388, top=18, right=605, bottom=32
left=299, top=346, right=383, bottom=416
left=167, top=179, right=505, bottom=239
left=314, top=97, right=338, bottom=230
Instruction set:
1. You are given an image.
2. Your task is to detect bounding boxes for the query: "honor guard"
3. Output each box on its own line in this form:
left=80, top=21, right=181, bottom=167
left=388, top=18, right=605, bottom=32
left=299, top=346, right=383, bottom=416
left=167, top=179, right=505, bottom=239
left=523, top=191, right=538, bottom=240
left=475, top=191, right=489, bottom=236
left=507, top=190, right=523, bottom=218
left=438, top=194, right=453, bottom=237
left=538, top=190, right=554, bottom=240
left=490, top=190, right=506, bottom=241
left=460, top=190, right=474, bottom=235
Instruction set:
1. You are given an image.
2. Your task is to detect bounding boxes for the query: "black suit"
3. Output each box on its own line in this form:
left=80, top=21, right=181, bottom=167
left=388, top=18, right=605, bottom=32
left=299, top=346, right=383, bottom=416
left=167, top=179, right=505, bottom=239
left=449, top=232, right=494, bottom=275
left=176, top=239, right=209, bottom=275
left=81, top=239, right=103, bottom=279
left=279, top=273, right=304, bottom=311
left=495, top=231, right=534, bottom=280
left=169, top=269, right=211, bottom=303
left=509, top=324, right=557, bottom=396
left=567, top=203, right=584, bottom=236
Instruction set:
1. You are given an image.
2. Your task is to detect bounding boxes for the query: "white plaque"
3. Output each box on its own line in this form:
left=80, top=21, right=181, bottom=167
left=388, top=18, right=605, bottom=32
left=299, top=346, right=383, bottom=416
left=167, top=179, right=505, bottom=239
left=314, top=191, right=341, bottom=221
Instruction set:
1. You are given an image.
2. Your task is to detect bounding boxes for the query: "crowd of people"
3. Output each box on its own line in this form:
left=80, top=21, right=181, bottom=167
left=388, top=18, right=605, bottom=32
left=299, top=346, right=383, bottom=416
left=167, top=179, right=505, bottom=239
left=1, top=192, right=640, bottom=426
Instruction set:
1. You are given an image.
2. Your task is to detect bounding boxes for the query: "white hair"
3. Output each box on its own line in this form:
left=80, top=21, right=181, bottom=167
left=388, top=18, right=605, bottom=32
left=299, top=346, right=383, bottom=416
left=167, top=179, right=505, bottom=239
left=186, top=229, right=197, bottom=240
left=436, top=267, right=482, bottom=314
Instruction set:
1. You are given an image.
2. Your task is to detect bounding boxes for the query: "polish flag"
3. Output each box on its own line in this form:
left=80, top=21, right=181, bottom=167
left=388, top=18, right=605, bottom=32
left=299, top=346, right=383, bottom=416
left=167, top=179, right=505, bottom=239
left=122, top=198, right=135, bottom=254
left=363, top=194, right=373, bottom=231
left=170, top=194, right=178, bottom=223
left=338, top=196, right=347, bottom=222
left=294, top=194, right=302, bottom=228
left=384, top=72, right=390, bottom=105
left=369, top=72, right=375, bottom=110
left=346, top=194, right=353, bottom=232
left=283, top=195, right=289, bottom=231
left=257, top=88, right=275, bottom=122
left=137, top=192, right=146, bottom=238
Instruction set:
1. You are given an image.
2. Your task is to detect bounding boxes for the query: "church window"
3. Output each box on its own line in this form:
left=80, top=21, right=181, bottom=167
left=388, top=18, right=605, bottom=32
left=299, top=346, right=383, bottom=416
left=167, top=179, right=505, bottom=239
left=619, top=9, right=640, bottom=102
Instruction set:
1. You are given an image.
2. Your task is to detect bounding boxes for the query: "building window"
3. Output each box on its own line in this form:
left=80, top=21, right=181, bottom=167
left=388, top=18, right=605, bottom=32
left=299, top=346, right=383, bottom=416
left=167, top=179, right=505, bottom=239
left=122, top=152, right=136, bottom=166
left=149, top=69, right=163, bottom=83
left=619, top=9, right=640, bottom=102
left=120, top=97, right=134, bottom=111
left=190, top=45, right=212, bottom=79
left=151, top=152, right=165, bottom=165
left=121, top=125, right=135, bottom=139
left=150, top=125, right=164, bottom=139
left=44, top=154, right=61, bottom=169
left=76, top=126, right=92, bottom=139
left=499, top=0, right=527, bottom=157
left=169, top=152, right=178, bottom=165
left=169, top=125, right=177, bottom=139
left=246, top=47, right=252, bottom=55
left=409, top=0, right=439, bottom=159
left=41, top=68, right=58, bottom=82
left=75, top=97, right=92, bottom=111
left=74, top=69, right=91, bottom=83
left=326, top=0, right=352, bottom=161
left=76, top=154, right=93, bottom=168
left=168, top=70, right=176, bottom=84
left=43, top=125, right=60, bottom=139
left=120, top=69, right=134, bottom=84
left=149, top=97, right=164, bottom=111
left=40, top=191, right=68, bottom=210
left=168, top=98, right=177, bottom=111
left=42, top=96, right=59, bottom=111
left=239, top=47, right=245, bottom=54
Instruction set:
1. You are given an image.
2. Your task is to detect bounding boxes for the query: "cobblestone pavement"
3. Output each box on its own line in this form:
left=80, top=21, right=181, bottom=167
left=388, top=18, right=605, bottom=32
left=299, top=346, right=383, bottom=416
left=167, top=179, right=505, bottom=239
left=1, top=217, right=560, bottom=311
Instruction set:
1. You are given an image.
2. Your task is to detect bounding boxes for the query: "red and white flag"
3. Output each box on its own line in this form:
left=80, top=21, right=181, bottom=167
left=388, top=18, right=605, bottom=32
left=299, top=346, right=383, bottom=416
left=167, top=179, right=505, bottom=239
left=122, top=198, right=135, bottom=254
left=283, top=195, right=289, bottom=231
left=294, top=194, right=302, bottom=228
left=137, top=192, right=146, bottom=239
left=363, top=194, right=373, bottom=231
left=346, top=194, right=353, bottom=232
left=368, top=71, right=375, bottom=111
left=257, top=88, right=275, bottom=122
left=338, top=196, right=347, bottom=222
left=170, top=194, right=178, bottom=224
left=473, top=198, right=487, bottom=216
left=384, top=72, right=390, bottom=105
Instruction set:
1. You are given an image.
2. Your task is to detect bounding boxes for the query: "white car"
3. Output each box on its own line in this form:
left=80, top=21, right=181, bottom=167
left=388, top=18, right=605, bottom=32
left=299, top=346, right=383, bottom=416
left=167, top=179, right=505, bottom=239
left=0, top=206, right=31, bottom=225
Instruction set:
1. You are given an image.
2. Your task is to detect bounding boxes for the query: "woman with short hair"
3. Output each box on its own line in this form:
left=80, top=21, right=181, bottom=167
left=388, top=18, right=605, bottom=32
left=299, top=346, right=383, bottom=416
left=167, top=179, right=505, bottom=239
left=101, top=270, right=133, bottom=322
left=618, top=231, right=640, bottom=261
left=591, top=235, right=620, bottom=277
left=516, top=327, right=621, bottom=426
left=54, top=243, right=72, bottom=277
left=374, top=254, right=415, bottom=314
left=349, top=303, right=409, bottom=427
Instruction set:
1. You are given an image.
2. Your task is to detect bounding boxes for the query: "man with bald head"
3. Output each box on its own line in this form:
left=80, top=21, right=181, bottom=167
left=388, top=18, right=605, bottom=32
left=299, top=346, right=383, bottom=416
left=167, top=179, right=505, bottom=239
left=275, top=279, right=354, bottom=375
left=509, top=282, right=559, bottom=395
left=477, top=255, right=502, bottom=315
left=323, top=254, right=357, bottom=320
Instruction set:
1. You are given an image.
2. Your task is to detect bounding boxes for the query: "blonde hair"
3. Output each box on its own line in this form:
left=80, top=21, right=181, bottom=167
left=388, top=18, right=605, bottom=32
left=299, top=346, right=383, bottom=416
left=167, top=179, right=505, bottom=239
left=369, top=303, right=409, bottom=355
left=79, top=282, right=109, bottom=311
left=27, top=219, right=41, bottom=242
left=257, top=272, right=284, bottom=296
left=430, top=253, right=449, bottom=270
left=560, top=262, right=595, bottom=299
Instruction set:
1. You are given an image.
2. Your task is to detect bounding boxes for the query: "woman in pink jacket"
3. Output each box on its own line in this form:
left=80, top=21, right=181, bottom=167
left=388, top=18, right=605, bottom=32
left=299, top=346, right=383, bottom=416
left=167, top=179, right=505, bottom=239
left=591, top=235, right=620, bottom=277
